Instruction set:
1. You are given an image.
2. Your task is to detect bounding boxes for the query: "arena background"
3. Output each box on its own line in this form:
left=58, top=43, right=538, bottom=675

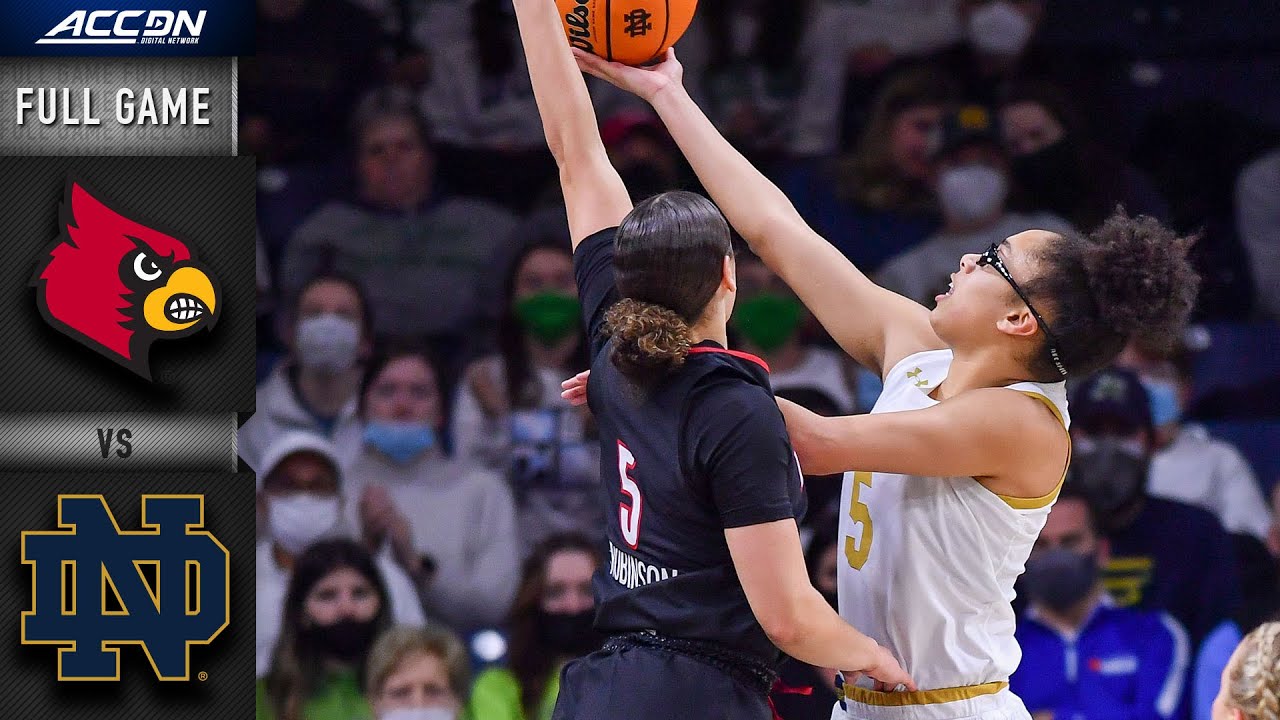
left=244, top=2, right=1280, bottom=719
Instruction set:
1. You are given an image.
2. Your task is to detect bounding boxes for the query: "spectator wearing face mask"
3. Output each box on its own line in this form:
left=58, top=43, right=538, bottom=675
left=282, top=89, right=517, bottom=343
left=256, top=431, right=426, bottom=679
left=1068, top=368, right=1243, bottom=647
left=257, top=539, right=398, bottom=720
left=731, top=252, right=859, bottom=414
left=770, top=520, right=842, bottom=720
left=877, top=103, right=1072, bottom=305
left=1013, top=488, right=1191, bottom=720
left=453, top=239, right=601, bottom=550
left=351, top=344, right=520, bottom=632
left=998, top=80, right=1169, bottom=231
left=1114, top=340, right=1273, bottom=545
left=366, top=626, right=472, bottom=720
left=240, top=272, right=375, bottom=475
left=935, top=0, right=1092, bottom=110
left=781, top=65, right=957, bottom=272
left=468, top=534, right=602, bottom=720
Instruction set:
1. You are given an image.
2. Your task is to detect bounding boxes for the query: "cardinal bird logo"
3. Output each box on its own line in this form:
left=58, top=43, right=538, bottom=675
left=30, top=179, right=222, bottom=381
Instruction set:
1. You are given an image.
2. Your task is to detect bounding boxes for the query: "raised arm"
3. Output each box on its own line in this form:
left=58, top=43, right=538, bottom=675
left=512, top=0, right=631, bottom=245
left=574, top=50, right=942, bottom=375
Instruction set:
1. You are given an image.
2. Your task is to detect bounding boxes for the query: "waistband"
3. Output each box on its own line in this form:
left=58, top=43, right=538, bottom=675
left=604, top=631, right=778, bottom=696
left=837, top=675, right=1009, bottom=708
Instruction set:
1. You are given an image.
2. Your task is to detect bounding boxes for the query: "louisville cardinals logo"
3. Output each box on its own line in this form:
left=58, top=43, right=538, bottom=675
left=31, top=179, right=221, bottom=380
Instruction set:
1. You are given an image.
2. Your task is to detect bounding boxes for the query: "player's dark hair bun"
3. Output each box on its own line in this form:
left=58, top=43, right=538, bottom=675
left=1081, top=211, right=1199, bottom=347
left=1023, top=207, right=1199, bottom=380
left=603, top=298, right=691, bottom=381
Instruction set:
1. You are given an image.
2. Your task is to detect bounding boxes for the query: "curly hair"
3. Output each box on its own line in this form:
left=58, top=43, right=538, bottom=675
left=1226, top=621, right=1280, bottom=720
left=1021, top=208, right=1200, bottom=381
left=603, top=298, right=693, bottom=380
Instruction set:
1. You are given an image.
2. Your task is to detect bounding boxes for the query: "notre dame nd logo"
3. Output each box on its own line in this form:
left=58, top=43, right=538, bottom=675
left=21, top=495, right=230, bottom=681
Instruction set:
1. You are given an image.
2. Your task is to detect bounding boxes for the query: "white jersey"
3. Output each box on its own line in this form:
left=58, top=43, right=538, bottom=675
left=837, top=349, right=1069, bottom=692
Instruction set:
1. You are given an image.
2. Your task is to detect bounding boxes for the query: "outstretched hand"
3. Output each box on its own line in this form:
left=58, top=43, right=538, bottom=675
left=572, top=47, right=683, bottom=103
left=560, top=370, right=590, bottom=406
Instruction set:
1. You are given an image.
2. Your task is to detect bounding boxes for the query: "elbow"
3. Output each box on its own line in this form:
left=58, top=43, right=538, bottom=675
left=757, top=600, right=813, bottom=652
left=760, top=614, right=804, bottom=651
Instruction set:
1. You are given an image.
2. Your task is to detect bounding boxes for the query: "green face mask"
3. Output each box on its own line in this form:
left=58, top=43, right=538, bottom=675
left=732, top=292, right=804, bottom=352
left=514, top=291, right=581, bottom=347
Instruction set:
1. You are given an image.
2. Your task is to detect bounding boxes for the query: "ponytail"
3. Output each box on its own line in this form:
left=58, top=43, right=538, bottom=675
left=602, top=298, right=692, bottom=383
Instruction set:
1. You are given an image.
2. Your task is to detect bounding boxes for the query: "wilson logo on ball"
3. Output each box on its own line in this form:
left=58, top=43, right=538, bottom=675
left=557, top=0, right=698, bottom=66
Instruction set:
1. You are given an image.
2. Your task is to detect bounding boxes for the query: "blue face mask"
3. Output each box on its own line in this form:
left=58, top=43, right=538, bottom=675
left=363, top=421, right=436, bottom=464
left=1141, top=378, right=1182, bottom=427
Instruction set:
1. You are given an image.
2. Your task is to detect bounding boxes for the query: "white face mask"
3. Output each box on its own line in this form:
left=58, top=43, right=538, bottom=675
left=295, top=313, right=361, bottom=373
left=381, top=708, right=457, bottom=720
left=938, top=164, right=1008, bottom=224
left=967, top=1, right=1034, bottom=57
left=267, top=492, right=341, bottom=556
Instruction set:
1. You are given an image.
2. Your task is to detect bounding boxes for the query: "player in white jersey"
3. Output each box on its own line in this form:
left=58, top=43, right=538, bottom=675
left=570, top=47, right=1200, bottom=720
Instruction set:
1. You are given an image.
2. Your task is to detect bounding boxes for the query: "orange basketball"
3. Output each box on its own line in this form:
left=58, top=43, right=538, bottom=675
left=556, top=0, right=698, bottom=66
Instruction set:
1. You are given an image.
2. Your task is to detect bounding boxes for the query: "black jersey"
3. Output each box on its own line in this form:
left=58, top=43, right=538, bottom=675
left=573, top=227, right=807, bottom=665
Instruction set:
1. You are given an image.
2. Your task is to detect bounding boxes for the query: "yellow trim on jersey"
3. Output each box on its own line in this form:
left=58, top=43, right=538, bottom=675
left=993, top=391, right=1071, bottom=510
left=839, top=680, right=1009, bottom=707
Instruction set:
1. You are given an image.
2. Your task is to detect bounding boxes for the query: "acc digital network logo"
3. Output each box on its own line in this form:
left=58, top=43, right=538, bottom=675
left=0, top=0, right=253, bottom=56
left=37, top=9, right=206, bottom=46
left=20, top=495, right=230, bottom=681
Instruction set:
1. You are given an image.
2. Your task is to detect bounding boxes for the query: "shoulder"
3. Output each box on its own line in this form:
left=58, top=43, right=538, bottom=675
left=438, top=197, right=518, bottom=224
left=573, top=226, right=618, bottom=258
left=688, top=368, right=778, bottom=416
left=473, top=666, right=520, bottom=692
left=462, top=355, right=505, bottom=390
left=292, top=201, right=364, bottom=239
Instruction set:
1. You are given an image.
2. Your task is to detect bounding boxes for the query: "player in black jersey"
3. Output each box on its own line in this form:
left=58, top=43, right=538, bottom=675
left=511, top=0, right=914, bottom=717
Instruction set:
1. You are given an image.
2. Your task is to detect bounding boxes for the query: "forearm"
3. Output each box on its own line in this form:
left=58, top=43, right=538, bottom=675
left=648, top=84, right=804, bottom=252
left=512, top=0, right=607, bottom=167
left=773, top=590, right=883, bottom=671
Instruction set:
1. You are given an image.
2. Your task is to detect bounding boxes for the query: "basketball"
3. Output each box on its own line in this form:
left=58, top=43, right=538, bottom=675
left=556, top=0, right=698, bottom=66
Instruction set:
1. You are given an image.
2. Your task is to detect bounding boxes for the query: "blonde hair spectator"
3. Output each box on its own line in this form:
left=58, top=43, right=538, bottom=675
left=366, top=625, right=471, bottom=719
left=1215, top=622, right=1280, bottom=720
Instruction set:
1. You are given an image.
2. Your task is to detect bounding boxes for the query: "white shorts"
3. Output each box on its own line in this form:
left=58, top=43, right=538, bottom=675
left=830, top=683, right=1032, bottom=720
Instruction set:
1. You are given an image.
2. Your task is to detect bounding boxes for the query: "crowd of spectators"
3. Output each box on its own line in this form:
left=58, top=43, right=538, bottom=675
left=245, top=1, right=1280, bottom=718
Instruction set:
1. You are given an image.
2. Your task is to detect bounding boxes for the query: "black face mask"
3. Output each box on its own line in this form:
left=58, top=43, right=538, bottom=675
left=1012, top=137, right=1081, bottom=209
left=537, top=608, right=600, bottom=656
left=1069, top=437, right=1149, bottom=527
left=1021, top=547, right=1099, bottom=613
left=300, top=617, right=379, bottom=663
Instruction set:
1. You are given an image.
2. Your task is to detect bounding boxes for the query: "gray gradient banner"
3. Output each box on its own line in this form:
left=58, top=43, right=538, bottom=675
left=0, top=58, right=235, bottom=156
left=0, top=413, right=237, bottom=471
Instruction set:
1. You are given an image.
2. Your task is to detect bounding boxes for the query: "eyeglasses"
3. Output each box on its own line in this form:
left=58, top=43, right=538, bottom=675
left=976, top=242, right=1068, bottom=377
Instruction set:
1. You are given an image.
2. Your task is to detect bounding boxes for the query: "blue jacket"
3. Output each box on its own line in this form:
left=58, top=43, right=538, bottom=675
left=1012, top=600, right=1192, bottom=720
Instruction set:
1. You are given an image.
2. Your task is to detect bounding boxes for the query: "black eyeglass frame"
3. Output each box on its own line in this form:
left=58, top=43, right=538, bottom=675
left=976, top=242, right=1068, bottom=377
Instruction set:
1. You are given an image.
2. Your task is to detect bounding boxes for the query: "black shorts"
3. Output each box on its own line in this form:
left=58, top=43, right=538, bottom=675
left=551, top=642, right=773, bottom=720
